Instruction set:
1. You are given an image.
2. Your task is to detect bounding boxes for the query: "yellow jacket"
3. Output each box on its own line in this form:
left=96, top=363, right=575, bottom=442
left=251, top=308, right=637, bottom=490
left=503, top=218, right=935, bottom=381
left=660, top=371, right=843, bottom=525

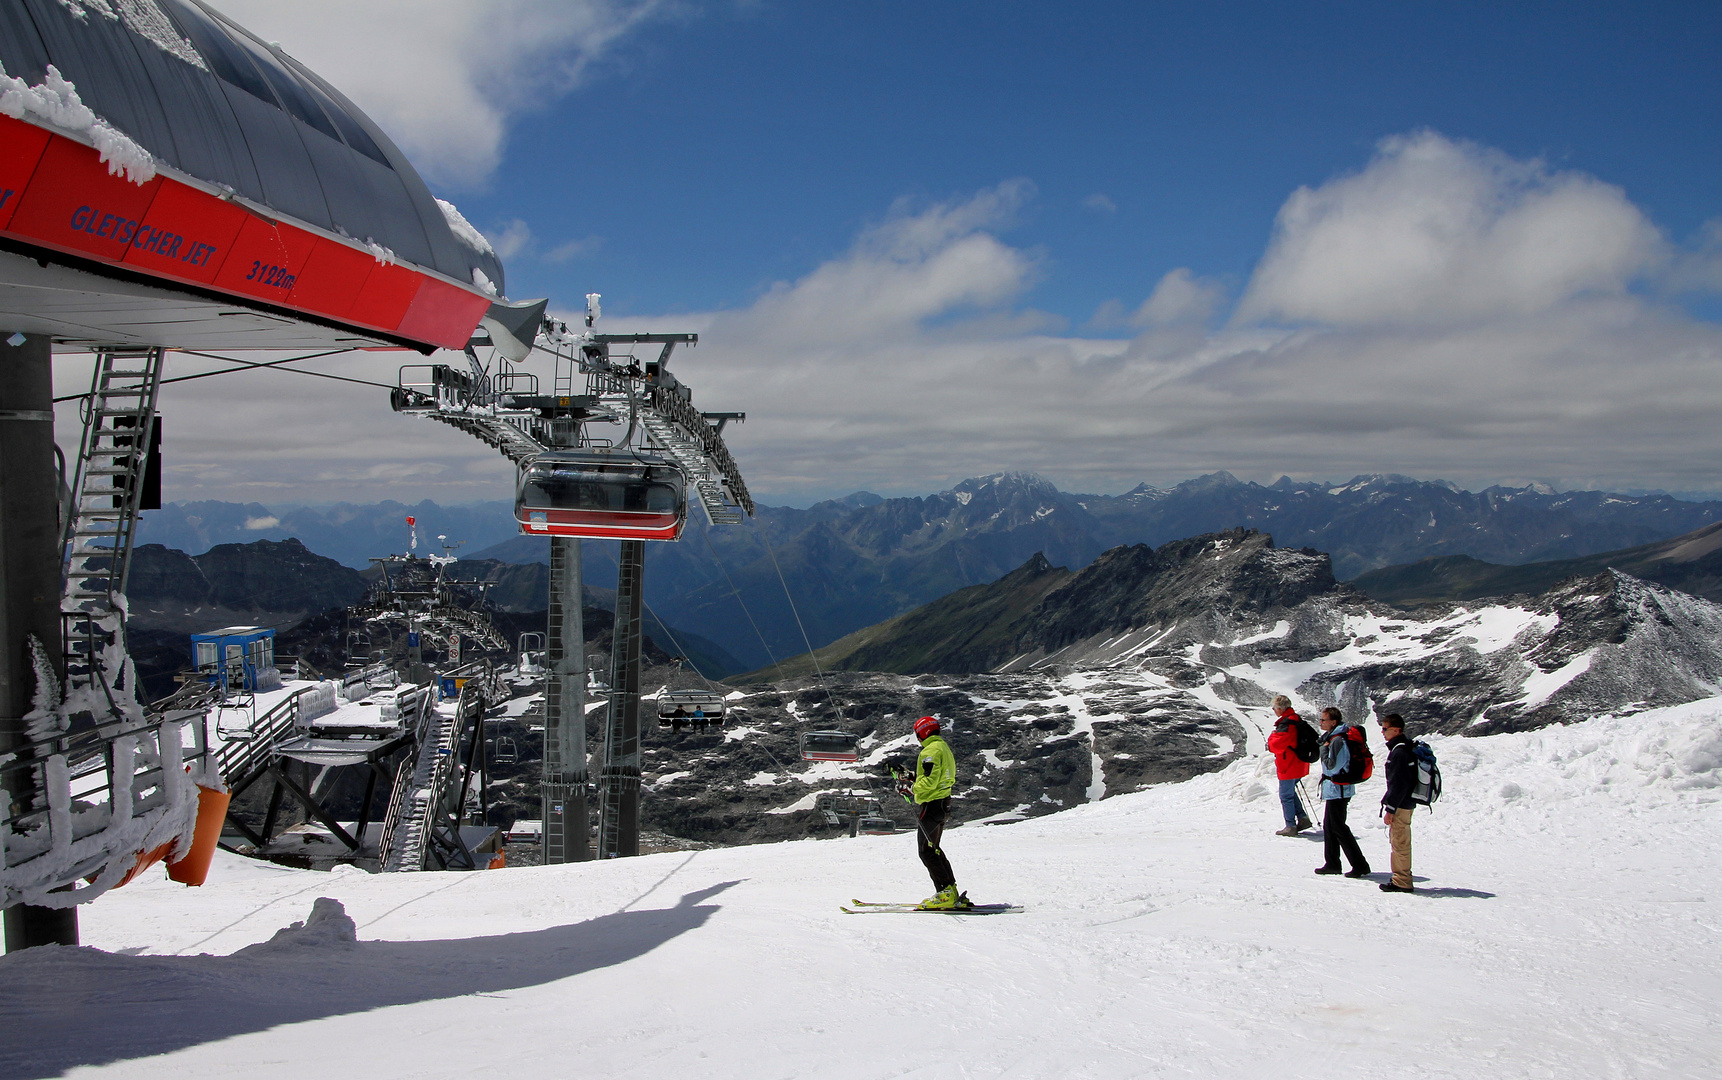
left=913, top=734, right=956, bottom=803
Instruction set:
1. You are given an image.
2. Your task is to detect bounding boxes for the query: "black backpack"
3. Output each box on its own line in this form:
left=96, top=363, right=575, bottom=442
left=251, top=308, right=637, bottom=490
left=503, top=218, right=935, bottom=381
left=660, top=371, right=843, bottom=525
left=1292, top=719, right=1320, bottom=763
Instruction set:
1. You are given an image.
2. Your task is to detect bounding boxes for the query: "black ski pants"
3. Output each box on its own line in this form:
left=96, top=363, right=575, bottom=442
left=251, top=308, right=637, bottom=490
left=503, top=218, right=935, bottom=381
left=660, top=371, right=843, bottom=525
left=917, top=797, right=956, bottom=892
left=1322, top=796, right=1369, bottom=873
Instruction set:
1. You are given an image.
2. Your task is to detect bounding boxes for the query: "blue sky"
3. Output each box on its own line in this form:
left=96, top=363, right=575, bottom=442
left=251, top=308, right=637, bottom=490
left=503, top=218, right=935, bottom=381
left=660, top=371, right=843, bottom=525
left=144, top=1, right=1722, bottom=506
left=466, top=1, right=1722, bottom=324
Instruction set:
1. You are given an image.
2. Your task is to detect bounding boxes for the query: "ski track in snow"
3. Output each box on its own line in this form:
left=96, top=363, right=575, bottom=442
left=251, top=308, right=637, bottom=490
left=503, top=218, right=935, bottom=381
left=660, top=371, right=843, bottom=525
left=4, top=700, right=1721, bottom=1078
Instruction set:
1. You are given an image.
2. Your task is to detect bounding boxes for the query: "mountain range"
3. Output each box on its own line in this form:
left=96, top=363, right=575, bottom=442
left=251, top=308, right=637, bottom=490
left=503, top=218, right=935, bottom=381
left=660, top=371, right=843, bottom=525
left=1349, top=520, right=1722, bottom=606
left=136, top=472, right=1722, bottom=672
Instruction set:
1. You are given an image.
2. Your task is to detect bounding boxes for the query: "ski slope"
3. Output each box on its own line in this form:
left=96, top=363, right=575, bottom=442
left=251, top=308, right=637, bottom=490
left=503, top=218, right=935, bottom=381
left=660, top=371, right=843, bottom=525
left=4, top=700, right=1721, bottom=1079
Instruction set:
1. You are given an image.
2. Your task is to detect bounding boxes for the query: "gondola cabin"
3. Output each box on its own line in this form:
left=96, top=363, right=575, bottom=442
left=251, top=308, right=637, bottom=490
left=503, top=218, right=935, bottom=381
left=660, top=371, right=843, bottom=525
left=800, top=730, right=861, bottom=763
left=516, top=451, right=688, bottom=541
left=191, top=626, right=276, bottom=695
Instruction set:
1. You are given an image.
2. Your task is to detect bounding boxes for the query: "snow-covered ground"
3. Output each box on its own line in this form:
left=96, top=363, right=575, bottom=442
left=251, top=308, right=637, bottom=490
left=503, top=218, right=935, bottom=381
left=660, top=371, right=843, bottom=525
left=5, top=700, right=1721, bottom=1079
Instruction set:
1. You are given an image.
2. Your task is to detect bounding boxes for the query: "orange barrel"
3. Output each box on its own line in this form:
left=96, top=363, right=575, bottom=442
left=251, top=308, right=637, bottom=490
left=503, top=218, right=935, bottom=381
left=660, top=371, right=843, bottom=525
left=166, top=784, right=231, bottom=885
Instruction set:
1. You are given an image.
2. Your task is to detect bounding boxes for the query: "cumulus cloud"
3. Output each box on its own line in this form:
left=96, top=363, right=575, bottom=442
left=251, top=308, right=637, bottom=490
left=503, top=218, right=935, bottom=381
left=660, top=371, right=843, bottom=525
left=207, top=0, right=679, bottom=189
left=1236, top=131, right=1667, bottom=327
left=722, top=179, right=1040, bottom=343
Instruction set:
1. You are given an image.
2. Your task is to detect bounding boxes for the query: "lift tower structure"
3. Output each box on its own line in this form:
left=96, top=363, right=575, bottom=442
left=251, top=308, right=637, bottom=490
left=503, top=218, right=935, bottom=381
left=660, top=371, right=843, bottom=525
left=393, top=310, right=754, bottom=860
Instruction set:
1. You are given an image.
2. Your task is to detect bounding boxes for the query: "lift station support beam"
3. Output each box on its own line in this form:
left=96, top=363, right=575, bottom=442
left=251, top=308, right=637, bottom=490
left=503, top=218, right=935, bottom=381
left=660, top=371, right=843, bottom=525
left=542, top=536, right=590, bottom=863
left=598, top=540, right=646, bottom=858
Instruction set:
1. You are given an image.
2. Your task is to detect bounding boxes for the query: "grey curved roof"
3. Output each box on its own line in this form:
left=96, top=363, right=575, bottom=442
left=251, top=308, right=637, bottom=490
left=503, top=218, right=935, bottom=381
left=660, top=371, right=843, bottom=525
left=0, top=0, right=504, bottom=294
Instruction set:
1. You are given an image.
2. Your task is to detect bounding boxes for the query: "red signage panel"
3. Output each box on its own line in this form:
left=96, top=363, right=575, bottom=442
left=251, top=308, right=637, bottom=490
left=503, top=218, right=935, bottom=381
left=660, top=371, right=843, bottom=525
left=398, top=276, right=490, bottom=350
left=287, top=237, right=379, bottom=321
left=211, top=215, right=318, bottom=306
left=121, top=178, right=247, bottom=286
left=0, top=115, right=52, bottom=231
left=6, top=136, right=161, bottom=262
left=346, top=260, right=422, bottom=333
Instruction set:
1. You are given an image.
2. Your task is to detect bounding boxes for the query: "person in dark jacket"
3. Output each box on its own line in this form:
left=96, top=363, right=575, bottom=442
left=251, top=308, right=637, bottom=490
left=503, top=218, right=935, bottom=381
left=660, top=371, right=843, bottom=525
left=1314, top=707, right=1370, bottom=879
left=1265, top=694, right=1313, bottom=835
left=1377, top=713, right=1416, bottom=893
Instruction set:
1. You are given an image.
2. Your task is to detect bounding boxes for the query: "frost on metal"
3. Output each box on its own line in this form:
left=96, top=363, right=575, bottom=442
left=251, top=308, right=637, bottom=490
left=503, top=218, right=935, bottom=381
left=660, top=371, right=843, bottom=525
left=0, top=63, right=157, bottom=183
left=0, top=630, right=202, bottom=909
left=54, top=0, right=208, bottom=71
left=437, top=198, right=495, bottom=256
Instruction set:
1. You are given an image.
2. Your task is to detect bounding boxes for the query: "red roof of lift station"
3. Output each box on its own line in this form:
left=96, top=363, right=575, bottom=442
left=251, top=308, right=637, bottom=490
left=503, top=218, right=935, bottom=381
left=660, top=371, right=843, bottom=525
left=0, top=0, right=501, bottom=352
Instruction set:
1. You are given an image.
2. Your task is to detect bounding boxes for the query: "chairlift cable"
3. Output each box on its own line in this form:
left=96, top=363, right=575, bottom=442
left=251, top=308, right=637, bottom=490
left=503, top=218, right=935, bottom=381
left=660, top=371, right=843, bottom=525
left=750, top=517, right=845, bottom=722
left=700, top=525, right=791, bottom=685
left=51, top=348, right=364, bottom=402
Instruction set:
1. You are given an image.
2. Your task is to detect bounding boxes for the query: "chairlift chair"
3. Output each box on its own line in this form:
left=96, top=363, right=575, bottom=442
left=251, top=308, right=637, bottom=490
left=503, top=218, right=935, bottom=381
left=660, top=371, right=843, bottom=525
left=493, top=735, right=519, bottom=764
left=657, top=689, right=727, bottom=731
left=800, top=730, right=860, bottom=763
left=515, top=450, right=689, bottom=541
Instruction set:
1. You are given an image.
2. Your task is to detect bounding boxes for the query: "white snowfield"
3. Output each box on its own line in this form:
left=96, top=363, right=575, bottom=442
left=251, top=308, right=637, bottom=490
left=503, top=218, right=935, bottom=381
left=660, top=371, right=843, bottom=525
left=4, top=701, right=1721, bottom=1079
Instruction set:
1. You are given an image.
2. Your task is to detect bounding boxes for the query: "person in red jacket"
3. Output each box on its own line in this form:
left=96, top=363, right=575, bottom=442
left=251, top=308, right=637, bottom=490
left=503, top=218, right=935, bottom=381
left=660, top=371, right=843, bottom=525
left=1266, top=694, right=1313, bottom=836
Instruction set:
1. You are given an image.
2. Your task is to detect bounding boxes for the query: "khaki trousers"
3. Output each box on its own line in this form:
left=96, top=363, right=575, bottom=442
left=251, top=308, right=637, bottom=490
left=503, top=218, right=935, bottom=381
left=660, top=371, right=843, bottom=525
left=1389, top=807, right=1414, bottom=888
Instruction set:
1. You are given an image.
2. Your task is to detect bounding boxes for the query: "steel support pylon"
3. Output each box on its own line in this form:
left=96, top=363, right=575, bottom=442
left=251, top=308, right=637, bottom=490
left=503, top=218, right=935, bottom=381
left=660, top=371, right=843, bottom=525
left=597, top=539, right=644, bottom=858
left=1, top=333, right=78, bottom=949
left=542, top=536, right=590, bottom=862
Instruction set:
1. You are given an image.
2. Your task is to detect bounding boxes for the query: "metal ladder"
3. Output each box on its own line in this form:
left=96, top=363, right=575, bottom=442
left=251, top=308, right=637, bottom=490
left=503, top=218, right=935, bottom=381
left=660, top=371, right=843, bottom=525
left=60, top=347, right=164, bottom=707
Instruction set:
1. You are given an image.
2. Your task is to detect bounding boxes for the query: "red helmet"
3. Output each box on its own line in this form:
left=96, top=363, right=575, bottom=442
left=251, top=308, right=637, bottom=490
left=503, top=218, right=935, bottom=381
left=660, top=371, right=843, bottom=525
left=913, top=715, right=939, bottom=740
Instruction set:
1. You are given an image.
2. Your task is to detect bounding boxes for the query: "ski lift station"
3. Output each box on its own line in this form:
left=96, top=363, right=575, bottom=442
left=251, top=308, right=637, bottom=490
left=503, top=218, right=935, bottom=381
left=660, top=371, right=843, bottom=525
left=190, top=625, right=275, bottom=694
left=0, top=0, right=755, bottom=952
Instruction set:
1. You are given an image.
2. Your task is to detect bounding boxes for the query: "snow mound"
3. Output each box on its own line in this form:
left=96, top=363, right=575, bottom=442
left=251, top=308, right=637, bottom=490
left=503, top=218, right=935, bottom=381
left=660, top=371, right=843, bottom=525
left=233, top=897, right=358, bottom=956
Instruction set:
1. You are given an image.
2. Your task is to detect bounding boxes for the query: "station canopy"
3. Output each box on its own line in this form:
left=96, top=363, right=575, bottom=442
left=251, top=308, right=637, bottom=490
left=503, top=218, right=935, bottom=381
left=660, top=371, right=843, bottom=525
left=0, top=0, right=507, bottom=351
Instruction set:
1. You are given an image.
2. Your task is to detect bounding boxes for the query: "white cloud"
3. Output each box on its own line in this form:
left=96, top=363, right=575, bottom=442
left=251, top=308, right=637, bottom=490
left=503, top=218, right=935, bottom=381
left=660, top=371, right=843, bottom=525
left=1083, top=193, right=1117, bottom=214
left=1131, top=268, right=1227, bottom=327
left=243, top=515, right=280, bottom=529
left=487, top=219, right=533, bottom=261
left=545, top=235, right=604, bottom=263
left=718, top=179, right=1039, bottom=344
left=1236, top=131, right=1667, bottom=327
left=207, top=0, right=679, bottom=189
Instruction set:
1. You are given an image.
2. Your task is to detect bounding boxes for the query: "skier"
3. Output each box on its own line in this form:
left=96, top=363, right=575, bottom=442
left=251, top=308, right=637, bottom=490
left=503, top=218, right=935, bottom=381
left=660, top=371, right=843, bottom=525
left=1377, top=713, right=1417, bottom=893
left=1266, top=695, right=1313, bottom=835
left=1313, top=706, right=1371, bottom=879
left=903, top=715, right=964, bottom=910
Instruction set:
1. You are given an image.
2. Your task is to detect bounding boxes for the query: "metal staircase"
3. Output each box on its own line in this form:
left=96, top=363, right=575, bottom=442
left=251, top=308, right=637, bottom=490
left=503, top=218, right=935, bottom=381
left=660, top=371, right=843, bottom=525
left=379, top=687, right=470, bottom=872
left=60, top=347, right=164, bottom=709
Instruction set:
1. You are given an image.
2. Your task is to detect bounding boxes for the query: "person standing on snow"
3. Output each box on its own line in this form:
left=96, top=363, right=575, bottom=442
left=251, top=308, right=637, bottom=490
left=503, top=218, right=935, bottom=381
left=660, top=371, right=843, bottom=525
left=904, top=715, right=965, bottom=909
left=1377, top=713, right=1416, bottom=893
left=1266, top=695, right=1313, bottom=835
left=1314, top=707, right=1371, bottom=879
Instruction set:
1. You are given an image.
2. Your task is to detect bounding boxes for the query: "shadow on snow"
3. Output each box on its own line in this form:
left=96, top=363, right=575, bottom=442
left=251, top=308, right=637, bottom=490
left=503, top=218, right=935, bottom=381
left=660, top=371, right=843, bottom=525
left=0, top=881, right=739, bottom=1078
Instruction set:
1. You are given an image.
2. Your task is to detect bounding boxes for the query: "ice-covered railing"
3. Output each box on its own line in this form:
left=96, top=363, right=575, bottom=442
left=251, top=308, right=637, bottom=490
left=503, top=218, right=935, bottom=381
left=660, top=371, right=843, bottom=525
left=0, top=640, right=214, bottom=909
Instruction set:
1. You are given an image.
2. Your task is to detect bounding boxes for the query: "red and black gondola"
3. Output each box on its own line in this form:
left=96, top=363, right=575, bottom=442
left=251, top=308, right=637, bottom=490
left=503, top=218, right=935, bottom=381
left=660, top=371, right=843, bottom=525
left=515, top=451, right=689, bottom=541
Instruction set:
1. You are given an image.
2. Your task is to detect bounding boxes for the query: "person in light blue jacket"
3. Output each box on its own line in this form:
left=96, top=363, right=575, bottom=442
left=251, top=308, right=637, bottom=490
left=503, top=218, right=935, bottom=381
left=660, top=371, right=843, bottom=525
left=1313, top=707, right=1371, bottom=879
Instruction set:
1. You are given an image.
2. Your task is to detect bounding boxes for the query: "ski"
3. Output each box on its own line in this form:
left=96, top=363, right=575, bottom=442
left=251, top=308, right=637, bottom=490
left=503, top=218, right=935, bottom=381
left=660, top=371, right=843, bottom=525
left=842, top=899, right=1022, bottom=915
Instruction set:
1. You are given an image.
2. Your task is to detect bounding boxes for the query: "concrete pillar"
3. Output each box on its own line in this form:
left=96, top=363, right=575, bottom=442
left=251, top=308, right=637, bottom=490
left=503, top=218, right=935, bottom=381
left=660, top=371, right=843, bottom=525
left=0, top=332, right=78, bottom=950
